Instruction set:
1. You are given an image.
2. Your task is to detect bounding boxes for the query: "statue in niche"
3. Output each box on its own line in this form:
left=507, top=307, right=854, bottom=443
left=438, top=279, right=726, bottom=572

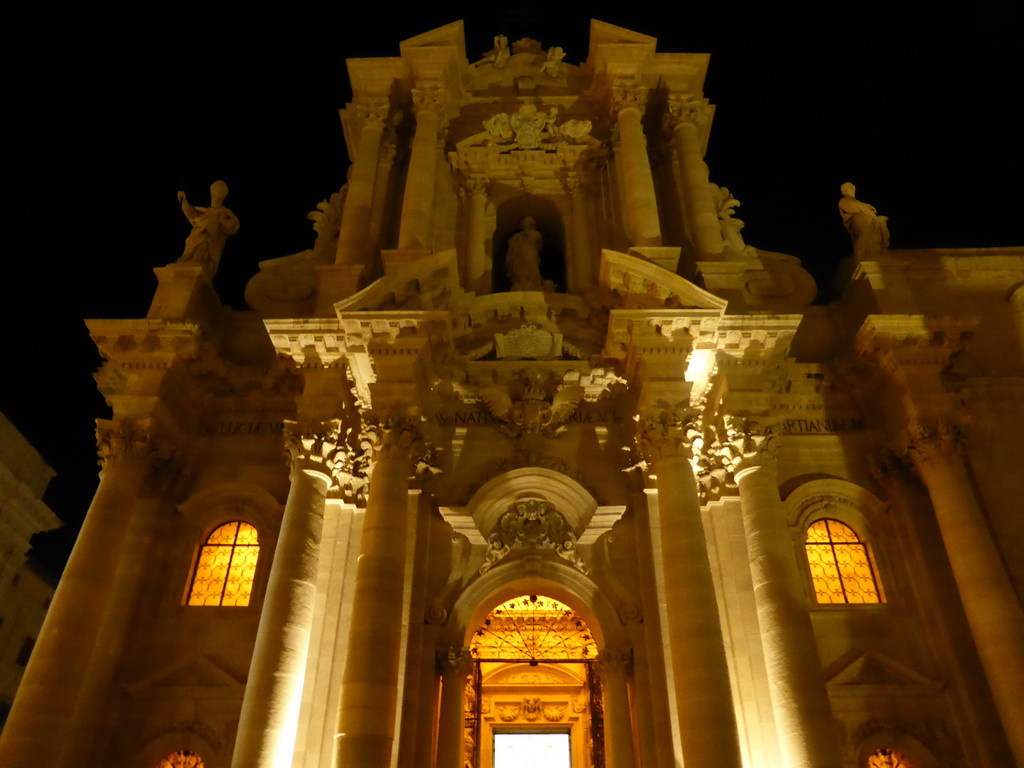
left=505, top=216, right=545, bottom=291
left=176, top=180, right=240, bottom=271
left=839, top=182, right=890, bottom=260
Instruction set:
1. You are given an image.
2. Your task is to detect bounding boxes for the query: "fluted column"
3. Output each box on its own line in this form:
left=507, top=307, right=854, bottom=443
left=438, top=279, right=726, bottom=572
left=612, top=86, right=661, bottom=247
left=598, top=649, right=637, bottom=768
left=398, top=87, right=444, bottom=251
left=727, top=417, right=840, bottom=768
left=336, top=100, right=389, bottom=265
left=464, top=176, right=490, bottom=293
left=0, top=420, right=158, bottom=768
left=907, top=422, right=1024, bottom=763
left=231, top=420, right=342, bottom=768
left=334, top=418, right=425, bottom=768
left=435, top=647, right=473, bottom=768
left=666, top=100, right=722, bottom=259
left=636, top=410, right=742, bottom=768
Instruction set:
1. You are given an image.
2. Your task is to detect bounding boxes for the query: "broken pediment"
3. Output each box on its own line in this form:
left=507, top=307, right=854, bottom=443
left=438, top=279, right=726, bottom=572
left=334, top=250, right=463, bottom=313
left=600, top=249, right=728, bottom=310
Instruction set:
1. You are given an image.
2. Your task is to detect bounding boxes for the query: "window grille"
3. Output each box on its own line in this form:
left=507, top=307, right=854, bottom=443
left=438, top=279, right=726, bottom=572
left=866, top=748, right=914, bottom=767
left=469, top=594, right=597, bottom=661
left=158, top=749, right=204, bottom=768
left=805, top=519, right=881, bottom=604
left=187, top=521, right=260, bottom=606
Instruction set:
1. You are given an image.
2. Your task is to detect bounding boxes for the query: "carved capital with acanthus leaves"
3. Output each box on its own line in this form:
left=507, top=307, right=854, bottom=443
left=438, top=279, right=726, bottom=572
left=687, top=414, right=778, bottom=501
left=611, top=84, right=647, bottom=117
left=96, top=418, right=185, bottom=493
left=903, top=418, right=965, bottom=470
left=356, top=99, right=390, bottom=131
left=360, top=415, right=437, bottom=476
left=663, top=97, right=712, bottom=132
left=284, top=419, right=368, bottom=500
left=596, top=647, right=632, bottom=677
left=634, top=408, right=701, bottom=467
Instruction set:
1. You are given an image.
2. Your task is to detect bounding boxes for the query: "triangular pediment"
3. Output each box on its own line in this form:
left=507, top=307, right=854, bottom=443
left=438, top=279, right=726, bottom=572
left=826, top=651, right=942, bottom=696
left=588, top=20, right=657, bottom=51
left=600, top=249, right=728, bottom=310
left=399, top=20, right=465, bottom=53
left=126, top=654, right=246, bottom=696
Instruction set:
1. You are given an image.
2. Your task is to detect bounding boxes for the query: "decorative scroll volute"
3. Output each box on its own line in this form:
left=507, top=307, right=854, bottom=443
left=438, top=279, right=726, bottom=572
left=634, top=408, right=700, bottom=467
left=284, top=419, right=367, bottom=501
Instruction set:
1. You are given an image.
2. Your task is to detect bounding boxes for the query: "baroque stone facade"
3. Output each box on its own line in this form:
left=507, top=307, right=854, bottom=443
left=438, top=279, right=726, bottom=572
left=2, top=20, right=1023, bottom=768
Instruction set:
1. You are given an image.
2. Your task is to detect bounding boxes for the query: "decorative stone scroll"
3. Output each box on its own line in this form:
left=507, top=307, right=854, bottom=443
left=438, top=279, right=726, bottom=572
left=479, top=497, right=588, bottom=574
left=284, top=419, right=368, bottom=501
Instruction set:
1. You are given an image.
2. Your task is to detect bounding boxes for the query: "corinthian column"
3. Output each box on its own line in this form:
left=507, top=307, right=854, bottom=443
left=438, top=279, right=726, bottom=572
left=398, top=87, right=444, bottom=251
left=636, top=410, right=742, bottom=768
left=334, top=417, right=426, bottom=768
left=666, top=100, right=722, bottom=259
left=0, top=420, right=159, bottom=768
left=336, top=100, right=389, bottom=266
left=907, top=422, right=1024, bottom=763
left=597, top=648, right=637, bottom=768
left=726, top=417, right=840, bottom=768
left=231, top=420, right=342, bottom=768
left=612, top=86, right=661, bottom=247
left=567, top=173, right=593, bottom=293
left=435, top=647, right=473, bottom=768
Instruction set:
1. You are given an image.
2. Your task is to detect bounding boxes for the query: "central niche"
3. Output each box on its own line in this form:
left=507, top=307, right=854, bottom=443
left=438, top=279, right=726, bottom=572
left=465, top=595, right=603, bottom=768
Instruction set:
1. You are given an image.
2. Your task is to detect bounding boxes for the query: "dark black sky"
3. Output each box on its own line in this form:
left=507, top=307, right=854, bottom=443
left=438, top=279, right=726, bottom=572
left=3, top=2, right=1020, bottom=577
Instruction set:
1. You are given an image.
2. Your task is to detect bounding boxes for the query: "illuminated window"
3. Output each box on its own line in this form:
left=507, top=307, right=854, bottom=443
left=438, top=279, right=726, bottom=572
left=187, top=522, right=260, bottom=606
left=805, top=519, right=881, bottom=604
left=158, top=750, right=204, bottom=768
left=866, top=748, right=914, bottom=767
left=470, top=595, right=598, bottom=661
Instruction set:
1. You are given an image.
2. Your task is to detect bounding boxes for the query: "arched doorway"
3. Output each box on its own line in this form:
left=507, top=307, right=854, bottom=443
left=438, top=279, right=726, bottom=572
left=463, top=595, right=603, bottom=768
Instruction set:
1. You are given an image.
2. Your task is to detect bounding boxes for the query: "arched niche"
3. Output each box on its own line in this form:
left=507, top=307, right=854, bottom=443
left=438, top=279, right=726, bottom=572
left=443, top=557, right=628, bottom=653
left=491, top=193, right=567, bottom=292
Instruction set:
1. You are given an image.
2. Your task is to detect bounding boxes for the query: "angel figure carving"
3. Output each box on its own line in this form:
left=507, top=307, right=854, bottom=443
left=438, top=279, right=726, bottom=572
left=480, top=380, right=585, bottom=438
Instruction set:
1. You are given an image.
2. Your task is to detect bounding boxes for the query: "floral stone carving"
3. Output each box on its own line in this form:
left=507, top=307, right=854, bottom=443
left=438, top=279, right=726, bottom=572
left=480, top=498, right=588, bottom=574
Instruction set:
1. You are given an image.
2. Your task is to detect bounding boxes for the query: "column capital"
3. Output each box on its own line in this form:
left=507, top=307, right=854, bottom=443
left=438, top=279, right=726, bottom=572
left=635, top=408, right=700, bottom=466
left=464, top=175, right=488, bottom=196
left=95, top=418, right=182, bottom=490
left=903, top=418, right=964, bottom=469
left=361, top=415, right=434, bottom=471
left=610, top=83, right=647, bottom=117
left=411, top=85, right=449, bottom=125
left=355, top=98, right=390, bottom=130
left=664, top=97, right=712, bottom=132
left=596, top=647, right=633, bottom=677
left=439, top=646, right=474, bottom=676
left=284, top=419, right=368, bottom=500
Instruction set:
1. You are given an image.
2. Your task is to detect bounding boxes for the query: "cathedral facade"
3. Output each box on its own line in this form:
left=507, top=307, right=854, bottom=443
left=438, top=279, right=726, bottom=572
left=2, top=20, right=1023, bottom=768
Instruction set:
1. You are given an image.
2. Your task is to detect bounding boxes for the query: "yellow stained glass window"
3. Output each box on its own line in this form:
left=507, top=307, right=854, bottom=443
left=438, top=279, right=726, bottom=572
left=187, top=521, right=260, bottom=607
left=469, top=594, right=598, bottom=661
left=805, top=519, right=881, bottom=604
left=866, top=748, right=914, bottom=768
left=158, top=750, right=204, bottom=768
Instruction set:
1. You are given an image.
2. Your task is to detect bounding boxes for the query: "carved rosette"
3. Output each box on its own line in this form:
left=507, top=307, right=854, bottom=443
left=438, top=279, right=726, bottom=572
left=633, top=409, right=701, bottom=468
left=479, top=497, right=588, bottom=575
left=284, top=419, right=367, bottom=501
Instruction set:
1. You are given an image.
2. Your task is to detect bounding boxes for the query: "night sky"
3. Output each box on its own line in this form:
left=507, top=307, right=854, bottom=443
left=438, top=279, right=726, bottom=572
left=3, top=3, right=1020, bottom=578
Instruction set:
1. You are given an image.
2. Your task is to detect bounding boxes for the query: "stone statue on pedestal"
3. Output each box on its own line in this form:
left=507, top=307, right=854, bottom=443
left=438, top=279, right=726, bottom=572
left=505, top=216, right=544, bottom=291
left=839, top=182, right=889, bottom=260
left=176, top=180, right=240, bottom=272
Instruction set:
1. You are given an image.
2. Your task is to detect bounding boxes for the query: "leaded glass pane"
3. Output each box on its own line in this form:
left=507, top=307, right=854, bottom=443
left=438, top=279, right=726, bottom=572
left=805, top=518, right=881, bottom=605
left=187, top=521, right=260, bottom=607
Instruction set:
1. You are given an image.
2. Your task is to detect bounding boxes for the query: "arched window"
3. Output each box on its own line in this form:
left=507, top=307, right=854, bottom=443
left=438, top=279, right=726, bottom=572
left=805, top=518, right=881, bottom=604
left=187, top=521, right=260, bottom=606
left=866, top=748, right=914, bottom=767
left=158, top=750, right=204, bottom=768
